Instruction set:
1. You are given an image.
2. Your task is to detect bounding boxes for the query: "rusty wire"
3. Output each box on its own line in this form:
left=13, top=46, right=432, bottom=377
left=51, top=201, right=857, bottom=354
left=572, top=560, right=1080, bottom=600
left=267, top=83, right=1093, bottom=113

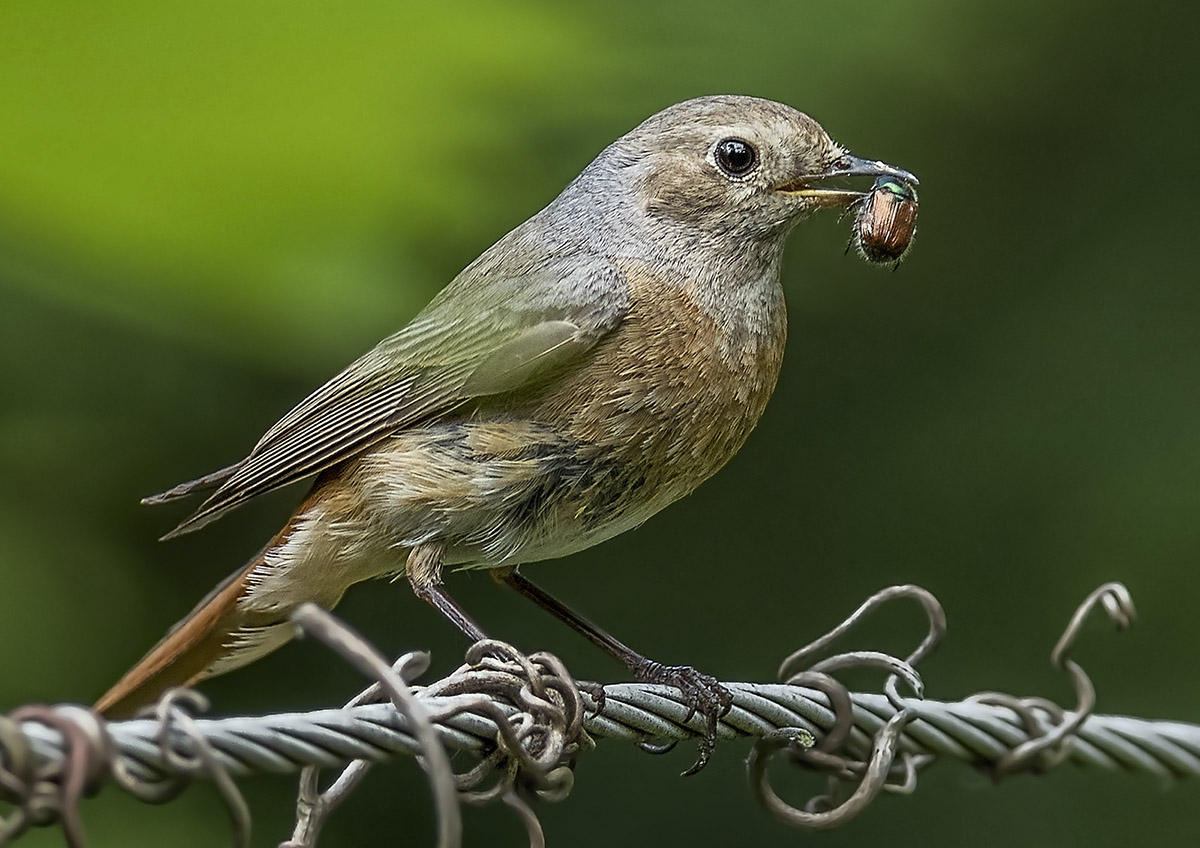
left=2, top=582, right=1196, bottom=848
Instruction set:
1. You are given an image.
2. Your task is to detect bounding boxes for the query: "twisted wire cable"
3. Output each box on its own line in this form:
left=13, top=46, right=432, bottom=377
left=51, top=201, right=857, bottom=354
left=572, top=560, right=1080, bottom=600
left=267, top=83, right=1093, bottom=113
left=2, top=583, right=1191, bottom=848
left=12, top=682, right=1200, bottom=785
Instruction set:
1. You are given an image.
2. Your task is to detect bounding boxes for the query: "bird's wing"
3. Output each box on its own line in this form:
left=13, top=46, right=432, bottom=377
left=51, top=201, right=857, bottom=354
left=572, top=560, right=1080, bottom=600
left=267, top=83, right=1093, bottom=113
left=141, top=463, right=241, bottom=505
left=156, top=258, right=629, bottom=538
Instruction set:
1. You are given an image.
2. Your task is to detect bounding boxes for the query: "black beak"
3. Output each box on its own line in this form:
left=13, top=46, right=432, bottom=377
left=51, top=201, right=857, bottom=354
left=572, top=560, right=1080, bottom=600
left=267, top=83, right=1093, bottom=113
left=820, top=153, right=918, bottom=187
left=776, top=153, right=918, bottom=207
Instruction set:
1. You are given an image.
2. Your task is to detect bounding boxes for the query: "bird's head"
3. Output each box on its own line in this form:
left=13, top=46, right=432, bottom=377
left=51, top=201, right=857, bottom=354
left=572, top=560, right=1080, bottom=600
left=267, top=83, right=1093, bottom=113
left=609, top=95, right=916, bottom=244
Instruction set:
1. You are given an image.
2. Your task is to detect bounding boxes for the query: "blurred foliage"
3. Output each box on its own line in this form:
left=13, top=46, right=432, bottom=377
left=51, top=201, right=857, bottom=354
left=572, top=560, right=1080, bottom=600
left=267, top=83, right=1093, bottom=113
left=2, top=1, right=1199, bottom=846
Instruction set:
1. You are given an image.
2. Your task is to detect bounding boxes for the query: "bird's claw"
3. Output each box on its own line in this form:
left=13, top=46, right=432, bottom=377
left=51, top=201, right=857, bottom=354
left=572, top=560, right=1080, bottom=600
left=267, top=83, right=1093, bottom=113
left=630, top=660, right=732, bottom=775
left=576, top=679, right=606, bottom=716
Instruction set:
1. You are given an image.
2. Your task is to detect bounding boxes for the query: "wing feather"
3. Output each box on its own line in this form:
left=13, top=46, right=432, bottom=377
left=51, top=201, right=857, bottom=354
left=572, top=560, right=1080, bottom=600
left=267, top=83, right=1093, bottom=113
left=159, top=257, right=628, bottom=537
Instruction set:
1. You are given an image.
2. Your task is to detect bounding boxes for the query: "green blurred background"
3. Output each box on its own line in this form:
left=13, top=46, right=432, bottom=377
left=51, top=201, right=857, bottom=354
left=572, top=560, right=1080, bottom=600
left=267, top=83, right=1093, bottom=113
left=2, top=1, right=1198, bottom=845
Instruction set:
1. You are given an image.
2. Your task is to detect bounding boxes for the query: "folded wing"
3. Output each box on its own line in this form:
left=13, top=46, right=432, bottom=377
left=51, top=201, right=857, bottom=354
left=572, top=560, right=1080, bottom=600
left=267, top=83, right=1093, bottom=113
left=155, top=258, right=629, bottom=538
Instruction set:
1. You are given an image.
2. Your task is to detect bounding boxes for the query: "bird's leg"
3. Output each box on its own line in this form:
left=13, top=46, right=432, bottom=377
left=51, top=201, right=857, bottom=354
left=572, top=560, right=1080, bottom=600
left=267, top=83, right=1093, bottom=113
left=494, top=565, right=731, bottom=774
left=406, top=543, right=489, bottom=642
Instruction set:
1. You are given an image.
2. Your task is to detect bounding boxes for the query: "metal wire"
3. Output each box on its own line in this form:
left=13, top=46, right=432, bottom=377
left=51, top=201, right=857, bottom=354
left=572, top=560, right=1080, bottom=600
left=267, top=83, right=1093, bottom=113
left=2, top=582, right=1193, bottom=848
left=11, top=684, right=1199, bottom=785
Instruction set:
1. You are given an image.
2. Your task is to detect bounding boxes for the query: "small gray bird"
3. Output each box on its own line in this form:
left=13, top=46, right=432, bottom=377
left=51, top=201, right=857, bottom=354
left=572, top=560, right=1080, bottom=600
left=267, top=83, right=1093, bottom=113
left=97, top=95, right=916, bottom=770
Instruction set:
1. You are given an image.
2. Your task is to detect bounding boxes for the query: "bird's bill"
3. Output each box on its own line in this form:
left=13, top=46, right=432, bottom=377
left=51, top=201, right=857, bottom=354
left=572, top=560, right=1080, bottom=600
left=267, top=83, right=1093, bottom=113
left=776, top=154, right=918, bottom=209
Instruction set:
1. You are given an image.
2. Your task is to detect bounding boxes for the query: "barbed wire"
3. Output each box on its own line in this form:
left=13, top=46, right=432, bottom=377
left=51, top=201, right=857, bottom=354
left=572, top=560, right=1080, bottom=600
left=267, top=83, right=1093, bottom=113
left=2, top=582, right=1194, bottom=848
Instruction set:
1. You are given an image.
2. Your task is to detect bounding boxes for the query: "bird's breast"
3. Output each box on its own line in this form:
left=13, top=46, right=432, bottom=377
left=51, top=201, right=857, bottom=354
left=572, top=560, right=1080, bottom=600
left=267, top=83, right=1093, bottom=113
left=349, top=264, right=787, bottom=568
left=519, top=261, right=787, bottom=522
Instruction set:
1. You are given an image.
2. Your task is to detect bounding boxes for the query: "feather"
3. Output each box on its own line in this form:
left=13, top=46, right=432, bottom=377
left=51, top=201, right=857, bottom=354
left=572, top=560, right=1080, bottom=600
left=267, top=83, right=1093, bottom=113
left=157, top=258, right=629, bottom=538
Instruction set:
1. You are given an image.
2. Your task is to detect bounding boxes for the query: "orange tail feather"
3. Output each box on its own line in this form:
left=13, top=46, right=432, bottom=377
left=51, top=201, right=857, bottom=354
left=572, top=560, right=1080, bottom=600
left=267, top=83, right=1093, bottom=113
left=97, top=474, right=378, bottom=718
left=95, top=556, right=261, bottom=718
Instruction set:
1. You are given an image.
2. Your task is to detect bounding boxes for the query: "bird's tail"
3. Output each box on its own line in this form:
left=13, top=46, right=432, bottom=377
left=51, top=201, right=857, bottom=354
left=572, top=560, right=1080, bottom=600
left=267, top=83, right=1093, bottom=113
left=95, top=482, right=363, bottom=718
left=93, top=553, right=274, bottom=718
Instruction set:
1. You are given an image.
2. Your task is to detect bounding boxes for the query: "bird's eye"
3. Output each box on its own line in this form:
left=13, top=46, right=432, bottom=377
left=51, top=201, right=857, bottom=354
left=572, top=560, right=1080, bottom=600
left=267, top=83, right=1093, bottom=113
left=714, top=138, right=758, bottom=177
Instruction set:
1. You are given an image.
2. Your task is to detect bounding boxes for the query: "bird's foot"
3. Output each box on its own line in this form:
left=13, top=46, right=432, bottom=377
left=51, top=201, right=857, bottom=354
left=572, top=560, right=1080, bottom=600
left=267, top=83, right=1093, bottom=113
left=576, top=680, right=607, bottom=716
left=629, top=659, right=733, bottom=775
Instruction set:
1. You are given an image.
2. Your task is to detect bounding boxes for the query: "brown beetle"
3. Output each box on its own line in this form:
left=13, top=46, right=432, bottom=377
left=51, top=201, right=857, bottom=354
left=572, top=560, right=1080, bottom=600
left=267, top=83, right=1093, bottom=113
left=850, top=177, right=918, bottom=266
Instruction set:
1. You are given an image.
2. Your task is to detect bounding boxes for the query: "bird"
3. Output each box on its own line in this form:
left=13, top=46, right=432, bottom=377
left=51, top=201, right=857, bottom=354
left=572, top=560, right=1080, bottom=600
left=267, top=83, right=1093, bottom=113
left=96, top=95, right=916, bottom=769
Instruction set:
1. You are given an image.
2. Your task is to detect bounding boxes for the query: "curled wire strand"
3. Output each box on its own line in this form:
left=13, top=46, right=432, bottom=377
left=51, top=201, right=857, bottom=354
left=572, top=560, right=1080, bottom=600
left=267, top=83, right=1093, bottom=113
left=283, top=609, right=589, bottom=848
left=151, top=690, right=251, bottom=848
left=282, top=649, right=430, bottom=848
left=752, top=585, right=948, bottom=829
left=422, top=642, right=591, bottom=804
left=0, top=715, right=33, bottom=813
left=287, top=604, right=460, bottom=848
left=970, top=582, right=1136, bottom=778
left=777, top=584, right=947, bottom=685
left=752, top=582, right=1141, bottom=831
left=0, top=705, right=110, bottom=848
